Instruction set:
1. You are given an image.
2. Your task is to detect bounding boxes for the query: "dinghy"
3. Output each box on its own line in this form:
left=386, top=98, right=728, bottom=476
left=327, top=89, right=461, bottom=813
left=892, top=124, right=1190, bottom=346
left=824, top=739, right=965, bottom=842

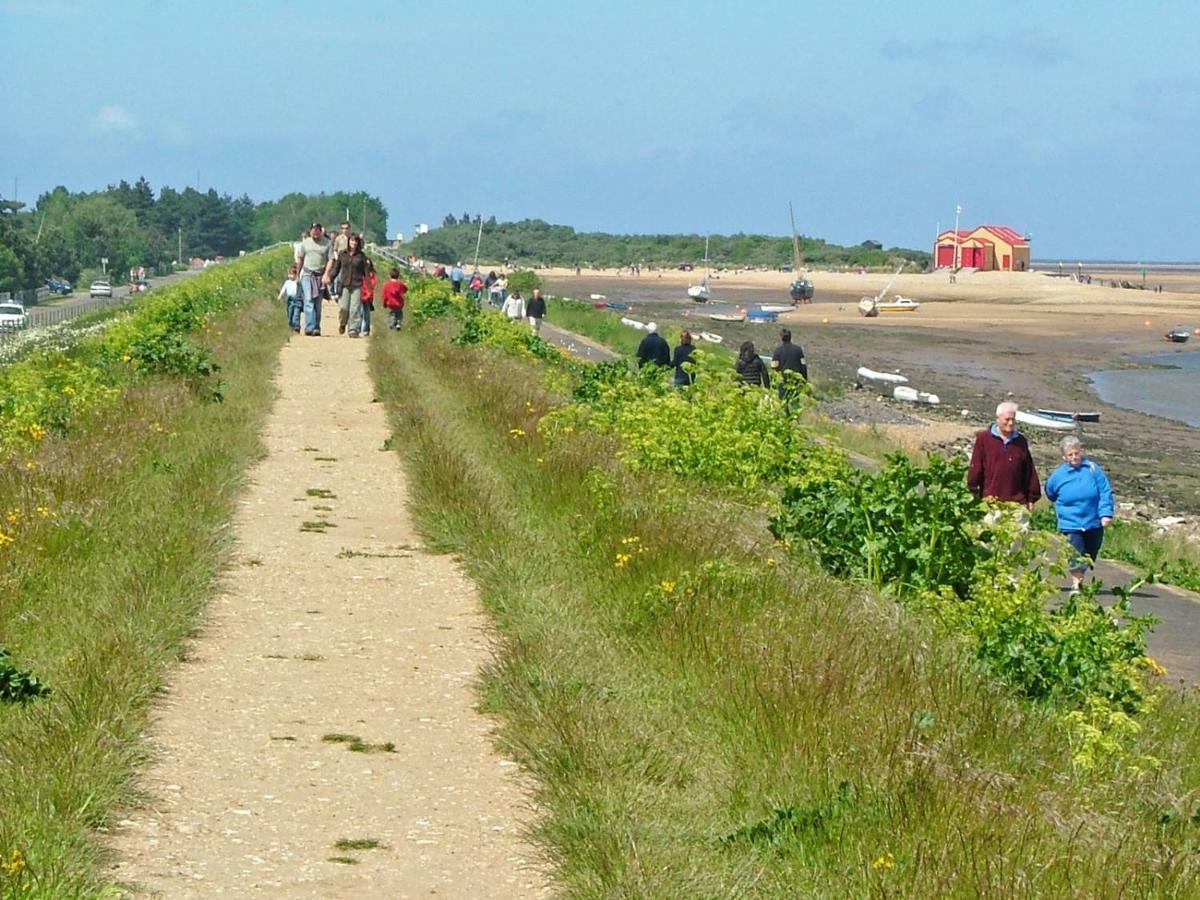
left=698, top=332, right=724, bottom=344
left=1035, top=408, right=1101, bottom=424
left=856, top=367, right=909, bottom=385
left=893, top=386, right=939, bottom=405
left=1016, top=409, right=1076, bottom=430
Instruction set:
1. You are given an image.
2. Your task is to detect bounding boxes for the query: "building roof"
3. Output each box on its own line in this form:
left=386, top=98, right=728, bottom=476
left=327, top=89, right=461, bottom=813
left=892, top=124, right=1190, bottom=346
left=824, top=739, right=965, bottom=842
left=975, top=225, right=1029, bottom=246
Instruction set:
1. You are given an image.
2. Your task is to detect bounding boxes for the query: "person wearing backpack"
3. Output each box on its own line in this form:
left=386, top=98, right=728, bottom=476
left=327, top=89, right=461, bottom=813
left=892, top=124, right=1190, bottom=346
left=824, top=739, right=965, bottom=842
left=1044, top=435, right=1114, bottom=592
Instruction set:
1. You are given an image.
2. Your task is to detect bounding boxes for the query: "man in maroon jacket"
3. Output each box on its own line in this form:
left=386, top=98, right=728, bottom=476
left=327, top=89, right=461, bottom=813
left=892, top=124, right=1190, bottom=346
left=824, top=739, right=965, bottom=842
left=967, top=401, right=1042, bottom=508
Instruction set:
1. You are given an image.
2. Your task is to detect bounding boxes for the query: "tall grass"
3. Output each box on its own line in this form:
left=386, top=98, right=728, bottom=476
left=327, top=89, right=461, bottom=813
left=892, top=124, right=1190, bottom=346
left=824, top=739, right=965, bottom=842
left=370, top=322, right=1200, bottom=896
left=0, top=275, right=286, bottom=895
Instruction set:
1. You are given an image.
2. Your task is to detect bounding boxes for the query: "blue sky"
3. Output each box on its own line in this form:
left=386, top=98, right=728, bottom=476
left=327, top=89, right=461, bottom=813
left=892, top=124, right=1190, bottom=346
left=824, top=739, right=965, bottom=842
left=2, top=0, right=1197, bottom=259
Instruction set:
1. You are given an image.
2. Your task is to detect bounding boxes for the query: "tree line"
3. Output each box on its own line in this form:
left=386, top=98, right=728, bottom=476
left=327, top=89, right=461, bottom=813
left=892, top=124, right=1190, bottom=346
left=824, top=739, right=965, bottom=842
left=0, top=180, right=388, bottom=292
left=409, top=216, right=932, bottom=272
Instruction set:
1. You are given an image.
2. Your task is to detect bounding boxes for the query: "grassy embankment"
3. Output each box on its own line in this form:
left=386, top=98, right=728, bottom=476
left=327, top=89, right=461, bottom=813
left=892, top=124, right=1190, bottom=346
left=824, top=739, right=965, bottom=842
left=369, top=287, right=1200, bottom=896
left=0, top=250, right=290, bottom=895
left=545, top=296, right=1200, bottom=589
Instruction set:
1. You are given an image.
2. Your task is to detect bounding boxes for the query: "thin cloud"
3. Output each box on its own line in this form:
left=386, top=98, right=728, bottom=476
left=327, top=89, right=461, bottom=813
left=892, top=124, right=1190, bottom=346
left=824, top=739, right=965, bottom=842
left=882, top=31, right=1069, bottom=68
left=92, top=105, right=138, bottom=135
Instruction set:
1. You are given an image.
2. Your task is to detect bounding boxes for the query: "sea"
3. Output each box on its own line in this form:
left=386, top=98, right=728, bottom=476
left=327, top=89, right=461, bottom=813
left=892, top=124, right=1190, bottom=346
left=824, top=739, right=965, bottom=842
left=1089, top=349, right=1200, bottom=428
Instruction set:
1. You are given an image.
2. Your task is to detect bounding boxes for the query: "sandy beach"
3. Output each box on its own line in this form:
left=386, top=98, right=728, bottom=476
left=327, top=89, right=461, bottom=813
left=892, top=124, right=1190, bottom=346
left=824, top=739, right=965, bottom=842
left=539, top=266, right=1200, bottom=515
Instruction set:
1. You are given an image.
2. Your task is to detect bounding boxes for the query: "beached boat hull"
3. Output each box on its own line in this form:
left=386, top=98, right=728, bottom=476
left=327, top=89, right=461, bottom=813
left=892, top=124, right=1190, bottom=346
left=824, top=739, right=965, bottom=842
left=698, top=332, right=723, bottom=344
left=746, top=310, right=778, bottom=323
left=1036, top=408, right=1101, bottom=424
left=1016, top=410, right=1076, bottom=430
left=709, top=313, right=746, bottom=323
left=857, top=366, right=909, bottom=385
left=758, top=304, right=796, bottom=314
left=687, top=284, right=710, bottom=302
left=893, top=385, right=939, bottom=405
left=1165, top=330, right=1191, bottom=343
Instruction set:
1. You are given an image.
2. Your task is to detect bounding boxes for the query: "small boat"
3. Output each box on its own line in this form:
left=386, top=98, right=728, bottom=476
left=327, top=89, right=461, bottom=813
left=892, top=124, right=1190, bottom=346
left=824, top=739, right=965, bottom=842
left=709, top=309, right=746, bottom=323
left=1016, top=409, right=1076, bottom=431
left=858, top=297, right=880, bottom=318
left=789, top=278, right=814, bottom=304
left=877, top=295, right=920, bottom=313
left=687, top=282, right=711, bottom=302
left=746, top=309, right=778, bottom=323
left=759, top=303, right=796, bottom=314
left=856, top=366, right=909, bottom=385
left=1035, top=408, right=1101, bottom=424
left=604, top=300, right=629, bottom=311
left=620, top=317, right=647, bottom=330
left=893, top=385, right=939, bottom=405
left=698, top=331, right=723, bottom=344
left=1165, top=326, right=1191, bottom=343
left=589, top=293, right=606, bottom=301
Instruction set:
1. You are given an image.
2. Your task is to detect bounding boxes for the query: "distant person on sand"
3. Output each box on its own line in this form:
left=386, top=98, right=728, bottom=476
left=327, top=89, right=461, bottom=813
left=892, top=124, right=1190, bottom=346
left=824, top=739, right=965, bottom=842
left=526, top=288, right=546, bottom=334
left=671, top=330, right=695, bottom=386
left=1045, top=435, right=1113, bottom=592
left=967, top=401, right=1041, bottom=508
left=295, top=222, right=334, bottom=336
left=636, top=322, right=670, bottom=368
left=382, top=268, right=408, bottom=330
left=735, top=340, right=770, bottom=388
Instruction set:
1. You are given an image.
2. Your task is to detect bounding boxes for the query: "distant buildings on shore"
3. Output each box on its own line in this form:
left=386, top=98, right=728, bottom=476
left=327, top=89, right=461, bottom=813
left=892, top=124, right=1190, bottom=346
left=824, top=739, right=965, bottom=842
left=934, top=225, right=1030, bottom=272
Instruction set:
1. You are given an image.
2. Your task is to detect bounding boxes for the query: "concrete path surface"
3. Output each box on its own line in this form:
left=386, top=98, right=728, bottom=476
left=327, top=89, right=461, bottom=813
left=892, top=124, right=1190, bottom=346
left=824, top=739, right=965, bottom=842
left=107, top=324, right=548, bottom=897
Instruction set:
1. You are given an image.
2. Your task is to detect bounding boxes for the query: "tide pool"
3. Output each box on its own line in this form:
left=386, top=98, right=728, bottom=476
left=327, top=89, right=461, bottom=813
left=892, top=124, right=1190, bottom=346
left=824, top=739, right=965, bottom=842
left=1089, top=349, right=1200, bottom=427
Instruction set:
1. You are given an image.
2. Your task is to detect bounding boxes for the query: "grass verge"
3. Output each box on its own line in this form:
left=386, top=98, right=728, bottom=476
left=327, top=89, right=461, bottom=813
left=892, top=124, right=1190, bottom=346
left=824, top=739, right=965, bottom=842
left=0, top=266, right=287, bottom=895
left=369, top=318, right=1200, bottom=895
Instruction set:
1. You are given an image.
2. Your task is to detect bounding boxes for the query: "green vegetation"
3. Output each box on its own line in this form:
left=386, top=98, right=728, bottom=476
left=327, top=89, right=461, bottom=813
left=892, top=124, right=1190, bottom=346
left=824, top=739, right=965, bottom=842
left=408, top=216, right=931, bottom=271
left=0, top=252, right=288, bottom=895
left=367, top=275, right=1200, bottom=895
left=0, top=183, right=387, bottom=292
left=1102, top=518, right=1200, bottom=592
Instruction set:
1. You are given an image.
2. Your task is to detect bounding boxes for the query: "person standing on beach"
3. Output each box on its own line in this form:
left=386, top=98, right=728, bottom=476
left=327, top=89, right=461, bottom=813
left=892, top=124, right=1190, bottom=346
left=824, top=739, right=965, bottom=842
left=295, top=222, right=334, bottom=336
left=526, top=288, right=546, bottom=334
left=636, top=322, right=670, bottom=368
left=967, top=401, right=1042, bottom=508
left=1044, top=435, right=1113, bottom=591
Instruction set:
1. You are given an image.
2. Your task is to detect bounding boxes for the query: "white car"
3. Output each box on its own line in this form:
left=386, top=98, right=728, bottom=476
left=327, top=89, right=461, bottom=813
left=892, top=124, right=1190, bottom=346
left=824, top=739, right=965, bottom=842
left=0, top=302, right=29, bottom=331
left=90, top=280, right=113, bottom=298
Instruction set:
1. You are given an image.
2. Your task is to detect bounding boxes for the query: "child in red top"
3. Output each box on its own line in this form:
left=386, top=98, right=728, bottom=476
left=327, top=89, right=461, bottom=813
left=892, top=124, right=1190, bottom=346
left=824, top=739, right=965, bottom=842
left=382, top=268, right=408, bottom=330
left=360, top=261, right=377, bottom=336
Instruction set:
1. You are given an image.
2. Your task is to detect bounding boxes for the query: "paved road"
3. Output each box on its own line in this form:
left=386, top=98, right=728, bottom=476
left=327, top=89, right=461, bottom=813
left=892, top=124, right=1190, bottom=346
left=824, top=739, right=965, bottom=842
left=27, top=268, right=205, bottom=328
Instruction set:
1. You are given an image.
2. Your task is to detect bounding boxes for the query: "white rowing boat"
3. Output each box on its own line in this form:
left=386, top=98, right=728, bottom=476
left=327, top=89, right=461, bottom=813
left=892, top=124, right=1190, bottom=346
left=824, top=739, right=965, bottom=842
left=894, top=385, right=940, bottom=405
left=698, top=331, right=723, bottom=344
left=1016, top=409, right=1076, bottom=430
left=856, top=366, right=908, bottom=384
left=620, top=317, right=647, bottom=330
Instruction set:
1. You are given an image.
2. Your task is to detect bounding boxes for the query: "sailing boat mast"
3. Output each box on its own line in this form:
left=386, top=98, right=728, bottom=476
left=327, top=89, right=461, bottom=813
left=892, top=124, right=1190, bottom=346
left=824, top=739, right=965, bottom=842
left=789, top=202, right=803, bottom=271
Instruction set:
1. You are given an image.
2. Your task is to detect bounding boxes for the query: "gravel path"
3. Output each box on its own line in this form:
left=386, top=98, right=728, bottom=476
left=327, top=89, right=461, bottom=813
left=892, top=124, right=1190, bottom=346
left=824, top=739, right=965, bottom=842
left=107, top=325, right=548, bottom=897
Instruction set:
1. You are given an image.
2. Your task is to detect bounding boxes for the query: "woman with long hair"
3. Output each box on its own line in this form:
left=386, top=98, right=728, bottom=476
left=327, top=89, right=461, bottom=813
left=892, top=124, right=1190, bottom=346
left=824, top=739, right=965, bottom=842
left=330, top=233, right=371, bottom=337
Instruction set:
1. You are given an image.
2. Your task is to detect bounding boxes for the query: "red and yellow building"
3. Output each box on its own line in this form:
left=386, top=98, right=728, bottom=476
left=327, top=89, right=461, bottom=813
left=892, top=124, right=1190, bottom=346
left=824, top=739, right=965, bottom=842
left=934, top=225, right=1030, bottom=272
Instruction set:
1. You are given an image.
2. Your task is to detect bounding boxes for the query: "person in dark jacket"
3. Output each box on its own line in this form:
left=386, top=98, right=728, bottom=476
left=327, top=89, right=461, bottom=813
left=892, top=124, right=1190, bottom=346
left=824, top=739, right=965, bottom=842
left=735, top=340, right=770, bottom=387
left=671, top=330, right=695, bottom=385
left=636, top=322, right=671, bottom=367
left=967, top=401, right=1042, bottom=507
left=770, top=328, right=808, bottom=380
left=526, top=288, right=547, bottom=334
left=329, top=233, right=371, bottom=337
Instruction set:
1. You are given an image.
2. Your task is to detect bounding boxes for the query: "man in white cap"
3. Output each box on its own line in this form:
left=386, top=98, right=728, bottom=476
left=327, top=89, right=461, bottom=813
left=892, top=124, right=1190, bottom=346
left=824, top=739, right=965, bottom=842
left=636, top=321, right=671, bottom=367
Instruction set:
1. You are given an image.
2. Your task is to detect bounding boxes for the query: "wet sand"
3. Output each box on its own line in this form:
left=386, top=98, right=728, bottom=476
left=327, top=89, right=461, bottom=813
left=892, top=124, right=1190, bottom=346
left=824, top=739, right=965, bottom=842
left=542, top=267, right=1200, bottom=514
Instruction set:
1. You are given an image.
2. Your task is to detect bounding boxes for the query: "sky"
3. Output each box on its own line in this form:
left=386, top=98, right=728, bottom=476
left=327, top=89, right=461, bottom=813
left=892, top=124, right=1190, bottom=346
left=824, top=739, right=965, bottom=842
left=2, top=0, right=1198, bottom=260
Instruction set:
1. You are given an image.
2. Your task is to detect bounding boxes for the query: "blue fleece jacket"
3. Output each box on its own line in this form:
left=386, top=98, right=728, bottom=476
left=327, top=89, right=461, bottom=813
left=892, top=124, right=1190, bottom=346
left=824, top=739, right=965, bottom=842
left=1044, top=458, right=1114, bottom=532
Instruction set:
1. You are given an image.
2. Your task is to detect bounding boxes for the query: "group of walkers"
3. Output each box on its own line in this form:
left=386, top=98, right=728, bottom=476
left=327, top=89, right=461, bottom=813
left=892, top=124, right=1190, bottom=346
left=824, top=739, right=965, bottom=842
left=636, top=325, right=809, bottom=394
left=283, top=222, right=408, bottom=337
left=968, top=401, right=1114, bottom=592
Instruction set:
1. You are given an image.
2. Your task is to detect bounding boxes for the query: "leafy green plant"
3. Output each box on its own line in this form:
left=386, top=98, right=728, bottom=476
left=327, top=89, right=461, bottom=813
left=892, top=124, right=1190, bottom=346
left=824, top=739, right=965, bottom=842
left=0, top=647, right=49, bottom=703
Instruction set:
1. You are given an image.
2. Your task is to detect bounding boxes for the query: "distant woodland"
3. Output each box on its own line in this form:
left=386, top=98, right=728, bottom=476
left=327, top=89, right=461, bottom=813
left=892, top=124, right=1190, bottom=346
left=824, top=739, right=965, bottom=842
left=409, top=214, right=932, bottom=272
left=0, top=179, right=387, bottom=290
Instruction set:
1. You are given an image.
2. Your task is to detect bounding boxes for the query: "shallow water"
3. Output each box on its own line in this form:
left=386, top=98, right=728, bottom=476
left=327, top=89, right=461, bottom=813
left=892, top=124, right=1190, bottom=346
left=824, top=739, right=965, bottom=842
left=1088, top=348, right=1200, bottom=427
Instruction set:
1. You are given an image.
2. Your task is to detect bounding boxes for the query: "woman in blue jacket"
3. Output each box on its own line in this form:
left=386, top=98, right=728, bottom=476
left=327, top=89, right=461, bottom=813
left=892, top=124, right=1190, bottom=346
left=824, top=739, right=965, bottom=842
left=1044, top=435, right=1114, bottom=591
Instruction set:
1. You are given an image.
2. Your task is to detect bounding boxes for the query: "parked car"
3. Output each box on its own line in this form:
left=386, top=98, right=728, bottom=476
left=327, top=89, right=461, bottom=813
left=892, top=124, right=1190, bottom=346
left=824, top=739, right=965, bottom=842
left=46, top=277, right=73, bottom=295
left=678, top=262, right=694, bottom=271
left=0, top=302, right=29, bottom=332
left=90, top=280, right=113, bottom=298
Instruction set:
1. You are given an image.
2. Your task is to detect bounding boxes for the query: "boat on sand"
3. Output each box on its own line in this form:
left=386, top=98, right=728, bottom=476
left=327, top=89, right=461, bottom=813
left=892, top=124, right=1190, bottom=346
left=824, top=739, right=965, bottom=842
left=1016, top=409, right=1075, bottom=430
left=1035, top=408, right=1101, bottom=424
left=893, top=385, right=939, bottom=405
left=1165, top=325, right=1192, bottom=343
left=856, top=367, right=909, bottom=384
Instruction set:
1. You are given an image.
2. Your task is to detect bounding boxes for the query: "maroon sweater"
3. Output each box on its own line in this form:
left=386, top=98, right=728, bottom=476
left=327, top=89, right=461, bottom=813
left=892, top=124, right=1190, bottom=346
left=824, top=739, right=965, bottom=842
left=967, top=427, right=1041, bottom=504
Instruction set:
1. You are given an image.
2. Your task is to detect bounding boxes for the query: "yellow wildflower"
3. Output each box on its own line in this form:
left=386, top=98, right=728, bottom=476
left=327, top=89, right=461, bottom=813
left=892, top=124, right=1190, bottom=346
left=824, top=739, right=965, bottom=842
left=28, top=423, right=45, bottom=441
left=509, top=427, right=526, bottom=437
left=24, top=461, right=38, bottom=471
left=1144, top=656, right=1169, bottom=677
left=2, top=848, right=25, bottom=875
left=766, top=557, right=777, bottom=567
left=36, top=506, right=50, bottom=518
left=614, top=553, right=632, bottom=568
left=0, top=530, right=12, bottom=547
left=872, top=853, right=895, bottom=870
left=660, top=580, right=676, bottom=593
